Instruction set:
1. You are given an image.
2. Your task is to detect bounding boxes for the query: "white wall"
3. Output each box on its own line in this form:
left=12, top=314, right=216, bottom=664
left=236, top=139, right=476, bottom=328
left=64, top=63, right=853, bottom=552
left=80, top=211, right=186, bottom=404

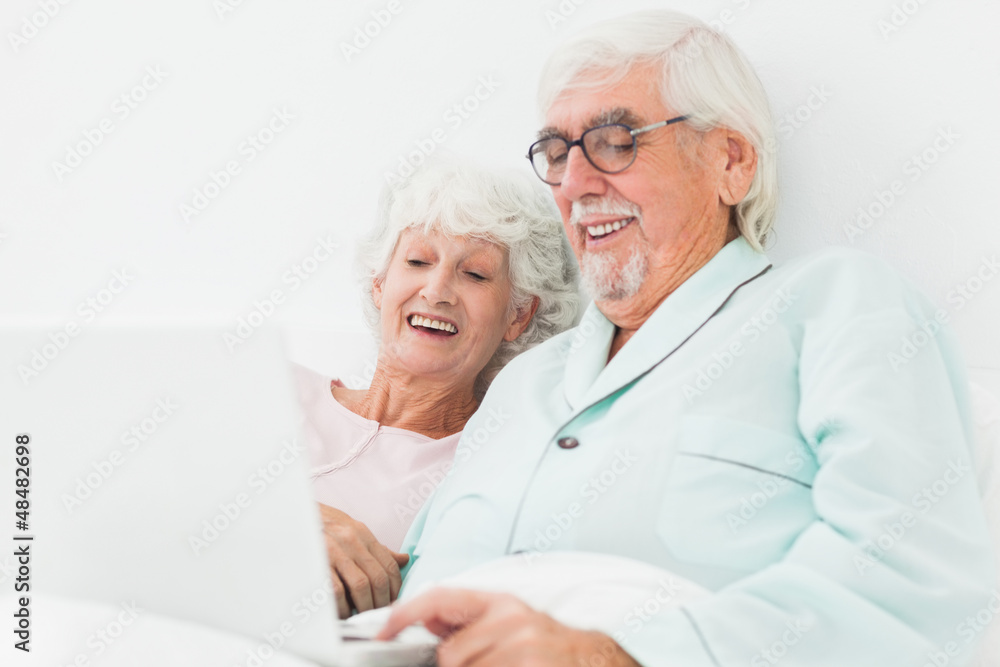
left=2, top=0, right=997, bottom=390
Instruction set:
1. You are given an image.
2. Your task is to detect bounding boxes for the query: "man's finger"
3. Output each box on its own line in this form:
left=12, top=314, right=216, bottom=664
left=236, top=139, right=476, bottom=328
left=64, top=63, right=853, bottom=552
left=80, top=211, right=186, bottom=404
left=376, top=588, right=489, bottom=640
left=392, top=551, right=410, bottom=567
left=435, top=612, right=524, bottom=667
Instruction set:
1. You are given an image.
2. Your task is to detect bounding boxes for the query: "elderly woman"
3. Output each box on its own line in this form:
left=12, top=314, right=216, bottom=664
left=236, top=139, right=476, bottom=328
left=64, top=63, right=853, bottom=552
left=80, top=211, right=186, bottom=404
left=294, top=159, right=578, bottom=618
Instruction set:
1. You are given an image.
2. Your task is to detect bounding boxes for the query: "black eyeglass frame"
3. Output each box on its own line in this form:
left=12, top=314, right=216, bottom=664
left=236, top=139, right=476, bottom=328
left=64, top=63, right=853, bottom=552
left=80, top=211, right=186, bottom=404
left=526, top=115, right=689, bottom=185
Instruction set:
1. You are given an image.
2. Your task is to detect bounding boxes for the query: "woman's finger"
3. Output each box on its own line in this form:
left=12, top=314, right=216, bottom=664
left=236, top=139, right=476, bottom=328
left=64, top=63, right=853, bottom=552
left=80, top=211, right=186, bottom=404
left=330, top=569, right=351, bottom=620
left=332, top=554, right=375, bottom=613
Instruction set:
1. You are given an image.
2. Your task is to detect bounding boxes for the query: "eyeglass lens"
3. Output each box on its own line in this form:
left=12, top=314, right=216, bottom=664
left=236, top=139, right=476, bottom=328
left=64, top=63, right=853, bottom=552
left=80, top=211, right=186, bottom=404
left=530, top=124, right=637, bottom=184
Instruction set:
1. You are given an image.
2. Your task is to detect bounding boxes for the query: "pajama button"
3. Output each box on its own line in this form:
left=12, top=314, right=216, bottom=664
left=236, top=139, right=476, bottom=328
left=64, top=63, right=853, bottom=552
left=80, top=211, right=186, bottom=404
left=557, top=437, right=579, bottom=449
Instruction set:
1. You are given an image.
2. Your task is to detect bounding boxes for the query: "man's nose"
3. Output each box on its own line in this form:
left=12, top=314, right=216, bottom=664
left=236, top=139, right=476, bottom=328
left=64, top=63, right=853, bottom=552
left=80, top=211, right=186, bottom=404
left=558, top=144, right=607, bottom=201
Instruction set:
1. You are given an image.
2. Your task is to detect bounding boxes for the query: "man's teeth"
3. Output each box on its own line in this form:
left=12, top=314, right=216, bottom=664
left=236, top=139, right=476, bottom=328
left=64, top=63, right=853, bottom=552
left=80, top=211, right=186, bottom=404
left=586, top=218, right=632, bottom=238
left=410, top=315, right=457, bottom=333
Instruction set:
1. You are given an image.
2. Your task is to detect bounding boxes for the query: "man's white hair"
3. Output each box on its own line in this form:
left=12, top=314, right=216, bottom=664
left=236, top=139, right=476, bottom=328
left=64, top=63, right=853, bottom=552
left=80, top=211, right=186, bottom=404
left=538, top=10, right=777, bottom=251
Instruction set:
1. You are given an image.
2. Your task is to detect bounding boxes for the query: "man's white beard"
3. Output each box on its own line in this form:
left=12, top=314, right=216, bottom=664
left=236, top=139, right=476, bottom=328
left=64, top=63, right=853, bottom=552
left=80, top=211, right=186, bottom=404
left=581, top=245, right=648, bottom=301
left=571, top=197, right=648, bottom=301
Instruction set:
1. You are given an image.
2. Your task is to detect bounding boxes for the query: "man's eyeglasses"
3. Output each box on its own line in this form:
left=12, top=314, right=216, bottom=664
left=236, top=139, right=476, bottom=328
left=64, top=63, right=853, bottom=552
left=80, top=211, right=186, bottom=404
left=526, top=115, right=689, bottom=186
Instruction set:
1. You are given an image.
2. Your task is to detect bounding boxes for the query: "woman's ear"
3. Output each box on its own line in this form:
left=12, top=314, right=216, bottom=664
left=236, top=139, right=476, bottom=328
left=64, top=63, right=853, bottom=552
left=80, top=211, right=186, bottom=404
left=372, top=278, right=383, bottom=310
left=718, top=130, right=757, bottom=207
left=503, top=296, right=540, bottom=342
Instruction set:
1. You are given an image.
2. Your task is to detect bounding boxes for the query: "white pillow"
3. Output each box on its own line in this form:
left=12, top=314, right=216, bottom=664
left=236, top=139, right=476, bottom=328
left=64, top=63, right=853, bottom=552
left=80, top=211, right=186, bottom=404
left=413, top=551, right=709, bottom=640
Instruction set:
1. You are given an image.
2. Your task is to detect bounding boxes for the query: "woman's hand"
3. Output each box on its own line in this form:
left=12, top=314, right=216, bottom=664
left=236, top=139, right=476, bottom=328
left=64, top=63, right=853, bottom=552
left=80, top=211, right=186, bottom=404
left=317, top=503, right=410, bottom=619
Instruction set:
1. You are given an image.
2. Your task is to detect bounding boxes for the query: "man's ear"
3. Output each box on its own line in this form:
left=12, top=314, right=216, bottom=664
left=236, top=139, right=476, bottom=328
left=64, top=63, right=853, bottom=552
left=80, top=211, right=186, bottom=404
left=372, top=278, right=383, bottom=310
left=719, top=130, right=757, bottom=207
left=503, top=296, right=540, bottom=342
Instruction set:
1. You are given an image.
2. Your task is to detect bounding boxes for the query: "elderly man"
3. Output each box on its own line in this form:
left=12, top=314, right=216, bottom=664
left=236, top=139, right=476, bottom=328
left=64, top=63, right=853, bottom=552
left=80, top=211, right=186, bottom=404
left=378, top=10, right=995, bottom=666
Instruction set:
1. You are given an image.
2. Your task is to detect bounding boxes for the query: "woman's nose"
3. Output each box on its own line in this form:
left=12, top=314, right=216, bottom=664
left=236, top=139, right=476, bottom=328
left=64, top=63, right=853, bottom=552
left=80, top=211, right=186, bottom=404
left=420, top=268, right=457, bottom=305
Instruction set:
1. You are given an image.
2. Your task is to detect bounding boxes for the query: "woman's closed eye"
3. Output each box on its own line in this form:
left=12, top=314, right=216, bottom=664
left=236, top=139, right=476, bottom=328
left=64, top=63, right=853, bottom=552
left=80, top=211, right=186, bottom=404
left=406, top=259, right=428, bottom=267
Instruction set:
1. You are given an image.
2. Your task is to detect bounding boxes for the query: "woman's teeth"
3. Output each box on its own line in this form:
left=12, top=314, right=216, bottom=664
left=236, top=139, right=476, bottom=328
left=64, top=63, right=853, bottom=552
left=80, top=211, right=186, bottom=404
left=409, top=315, right=457, bottom=334
left=586, top=218, right=633, bottom=238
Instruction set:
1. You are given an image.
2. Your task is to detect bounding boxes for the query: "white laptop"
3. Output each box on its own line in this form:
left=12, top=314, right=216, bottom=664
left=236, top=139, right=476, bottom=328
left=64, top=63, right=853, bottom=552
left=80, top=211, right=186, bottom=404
left=0, top=325, right=435, bottom=667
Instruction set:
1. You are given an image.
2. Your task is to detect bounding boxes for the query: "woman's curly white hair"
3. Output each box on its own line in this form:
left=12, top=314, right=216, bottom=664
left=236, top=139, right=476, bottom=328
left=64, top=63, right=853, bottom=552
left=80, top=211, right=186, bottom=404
left=356, top=158, right=580, bottom=397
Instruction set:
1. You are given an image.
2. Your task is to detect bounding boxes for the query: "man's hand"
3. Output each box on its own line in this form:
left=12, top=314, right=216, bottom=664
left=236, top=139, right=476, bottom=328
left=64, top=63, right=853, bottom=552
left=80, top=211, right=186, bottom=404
left=317, top=503, right=409, bottom=619
left=377, top=588, right=640, bottom=667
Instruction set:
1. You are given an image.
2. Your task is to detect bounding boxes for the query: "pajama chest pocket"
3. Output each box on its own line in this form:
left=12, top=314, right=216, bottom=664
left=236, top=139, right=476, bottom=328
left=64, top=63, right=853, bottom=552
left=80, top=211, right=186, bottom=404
left=656, top=415, right=818, bottom=571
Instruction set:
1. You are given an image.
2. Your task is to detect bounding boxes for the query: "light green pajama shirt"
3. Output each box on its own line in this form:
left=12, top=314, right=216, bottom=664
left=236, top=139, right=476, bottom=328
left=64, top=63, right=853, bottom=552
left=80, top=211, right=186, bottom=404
left=400, top=237, right=996, bottom=667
